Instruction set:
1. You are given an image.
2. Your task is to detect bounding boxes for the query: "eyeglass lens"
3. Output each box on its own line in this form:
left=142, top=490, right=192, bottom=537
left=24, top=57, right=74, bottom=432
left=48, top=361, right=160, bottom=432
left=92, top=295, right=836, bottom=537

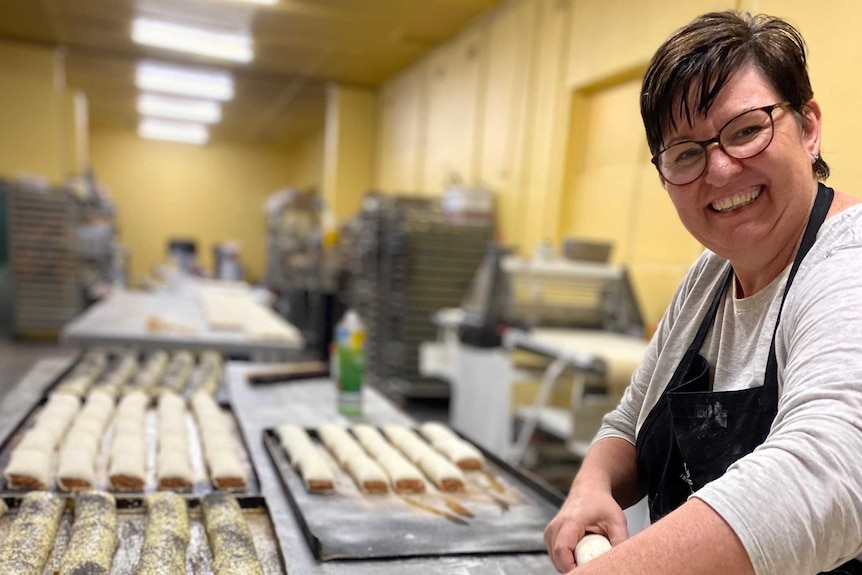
left=656, top=107, right=775, bottom=185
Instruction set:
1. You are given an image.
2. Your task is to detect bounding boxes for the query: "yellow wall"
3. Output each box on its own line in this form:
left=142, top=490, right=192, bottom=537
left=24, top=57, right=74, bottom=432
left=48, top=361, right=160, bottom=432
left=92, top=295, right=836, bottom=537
left=0, top=40, right=69, bottom=183
left=373, top=0, right=862, bottom=329
left=90, top=127, right=303, bottom=284
left=322, top=85, right=377, bottom=231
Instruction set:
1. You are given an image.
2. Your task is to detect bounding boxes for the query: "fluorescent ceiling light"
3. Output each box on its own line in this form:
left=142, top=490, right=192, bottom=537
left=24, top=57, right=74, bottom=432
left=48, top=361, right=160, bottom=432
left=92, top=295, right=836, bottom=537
left=138, top=118, right=210, bottom=145
left=229, top=0, right=278, bottom=4
left=132, top=17, right=253, bottom=63
left=138, top=94, right=222, bottom=123
left=136, top=62, right=234, bottom=101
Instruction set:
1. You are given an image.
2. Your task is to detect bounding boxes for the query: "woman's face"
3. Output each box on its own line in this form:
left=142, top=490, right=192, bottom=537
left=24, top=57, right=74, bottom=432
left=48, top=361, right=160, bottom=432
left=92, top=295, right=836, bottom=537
left=661, top=63, right=821, bottom=263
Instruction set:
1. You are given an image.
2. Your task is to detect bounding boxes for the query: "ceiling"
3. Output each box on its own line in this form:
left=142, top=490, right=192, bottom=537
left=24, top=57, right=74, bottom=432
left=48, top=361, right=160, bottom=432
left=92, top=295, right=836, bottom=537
left=0, top=0, right=500, bottom=146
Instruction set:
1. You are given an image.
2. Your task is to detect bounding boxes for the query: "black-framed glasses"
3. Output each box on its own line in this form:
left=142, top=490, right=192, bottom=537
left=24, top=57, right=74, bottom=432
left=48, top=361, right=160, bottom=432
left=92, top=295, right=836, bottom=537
left=651, top=102, right=791, bottom=186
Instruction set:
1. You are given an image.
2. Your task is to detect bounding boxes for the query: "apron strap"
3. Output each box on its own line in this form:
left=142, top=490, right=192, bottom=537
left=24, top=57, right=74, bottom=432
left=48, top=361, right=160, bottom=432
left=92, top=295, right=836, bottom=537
left=764, top=183, right=834, bottom=391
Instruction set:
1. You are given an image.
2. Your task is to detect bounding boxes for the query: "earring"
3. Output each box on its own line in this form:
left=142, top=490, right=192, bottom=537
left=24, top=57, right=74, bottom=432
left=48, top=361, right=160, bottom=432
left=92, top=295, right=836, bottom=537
left=811, top=151, right=819, bottom=161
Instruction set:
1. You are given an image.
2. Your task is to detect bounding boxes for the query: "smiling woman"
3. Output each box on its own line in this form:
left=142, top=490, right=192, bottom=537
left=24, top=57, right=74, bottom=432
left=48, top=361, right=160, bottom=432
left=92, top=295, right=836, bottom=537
left=544, top=10, right=862, bottom=575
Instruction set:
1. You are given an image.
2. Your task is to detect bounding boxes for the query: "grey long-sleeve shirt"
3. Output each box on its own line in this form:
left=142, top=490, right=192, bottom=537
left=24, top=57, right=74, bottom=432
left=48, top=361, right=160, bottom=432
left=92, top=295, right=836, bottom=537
left=596, top=204, right=862, bottom=575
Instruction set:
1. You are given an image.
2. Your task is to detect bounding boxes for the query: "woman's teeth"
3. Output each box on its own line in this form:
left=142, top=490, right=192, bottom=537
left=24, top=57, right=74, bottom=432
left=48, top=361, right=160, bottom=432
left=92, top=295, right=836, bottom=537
left=712, top=187, right=761, bottom=213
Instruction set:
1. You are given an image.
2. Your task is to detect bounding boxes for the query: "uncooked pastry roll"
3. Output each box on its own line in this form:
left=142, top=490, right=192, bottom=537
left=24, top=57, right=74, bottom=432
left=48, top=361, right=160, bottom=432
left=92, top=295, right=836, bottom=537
left=351, top=424, right=398, bottom=459
left=0, top=491, right=65, bottom=573
left=109, top=448, right=147, bottom=492
left=431, top=439, right=485, bottom=470
left=207, top=449, right=246, bottom=491
left=418, top=421, right=460, bottom=444
left=275, top=424, right=315, bottom=464
left=376, top=450, right=426, bottom=493
left=417, top=451, right=466, bottom=492
left=157, top=447, right=194, bottom=491
left=4, top=448, right=53, bottom=490
left=57, top=445, right=97, bottom=491
left=383, top=427, right=436, bottom=466
left=201, top=492, right=264, bottom=575
left=344, top=451, right=388, bottom=493
left=293, top=445, right=335, bottom=492
left=317, top=424, right=363, bottom=469
left=15, top=428, right=55, bottom=452
left=57, top=491, right=118, bottom=575
left=135, top=492, right=189, bottom=575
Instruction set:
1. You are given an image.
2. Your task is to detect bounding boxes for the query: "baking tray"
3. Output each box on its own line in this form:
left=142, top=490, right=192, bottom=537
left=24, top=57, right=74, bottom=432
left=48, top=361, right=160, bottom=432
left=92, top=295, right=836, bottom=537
left=263, top=427, right=564, bottom=561
left=0, top=493, right=286, bottom=575
left=0, top=363, right=259, bottom=496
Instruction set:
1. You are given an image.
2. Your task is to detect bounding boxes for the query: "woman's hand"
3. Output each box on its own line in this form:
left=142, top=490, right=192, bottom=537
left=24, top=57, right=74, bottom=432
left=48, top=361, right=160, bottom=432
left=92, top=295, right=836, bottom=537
left=544, top=484, right=629, bottom=572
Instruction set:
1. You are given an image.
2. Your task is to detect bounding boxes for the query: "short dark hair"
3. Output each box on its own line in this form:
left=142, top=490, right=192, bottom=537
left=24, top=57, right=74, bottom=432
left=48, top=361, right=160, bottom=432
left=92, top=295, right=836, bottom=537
left=640, top=11, right=829, bottom=179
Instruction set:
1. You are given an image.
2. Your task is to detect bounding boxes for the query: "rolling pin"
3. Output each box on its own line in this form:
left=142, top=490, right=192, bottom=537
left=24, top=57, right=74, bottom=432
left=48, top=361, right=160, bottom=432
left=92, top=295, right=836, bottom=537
left=575, top=534, right=612, bottom=565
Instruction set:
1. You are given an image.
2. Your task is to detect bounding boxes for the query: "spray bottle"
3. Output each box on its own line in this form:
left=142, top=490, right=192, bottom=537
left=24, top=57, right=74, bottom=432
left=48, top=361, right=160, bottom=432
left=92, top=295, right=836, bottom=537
left=335, top=309, right=365, bottom=415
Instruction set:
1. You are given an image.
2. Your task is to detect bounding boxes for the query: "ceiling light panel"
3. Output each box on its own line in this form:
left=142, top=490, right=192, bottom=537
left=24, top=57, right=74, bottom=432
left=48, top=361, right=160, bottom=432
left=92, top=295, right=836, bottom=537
left=138, top=118, right=210, bottom=145
left=136, top=62, right=234, bottom=101
left=138, top=94, right=222, bottom=123
left=132, top=17, right=253, bottom=63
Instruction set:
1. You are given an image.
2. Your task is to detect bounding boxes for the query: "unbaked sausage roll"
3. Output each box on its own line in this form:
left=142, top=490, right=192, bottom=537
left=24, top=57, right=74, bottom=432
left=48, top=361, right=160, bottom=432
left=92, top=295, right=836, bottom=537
left=418, top=421, right=460, bottom=444
left=293, top=447, right=335, bottom=492
left=3, top=448, right=53, bottom=490
left=189, top=392, right=246, bottom=491
left=57, top=491, right=118, bottom=575
left=431, top=438, right=485, bottom=470
left=135, top=492, right=189, bottom=575
left=109, top=391, right=149, bottom=492
left=201, top=492, right=264, bottom=575
left=275, top=424, right=314, bottom=463
left=159, top=351, right=195, bottom=395
left=351, top=424, right=395, bottom=459
left=317, top=424, right=363, bottom=468
left=381, top=425, right=437, bottom=465
left=125, top=350, right=168, bottom=396
left=416, top=450, right=466, bottom=492
left=275, top=424, right=334, bottom=492
left=343, top=451, right=389, bottom=493
left=0, top=491, right=65, bottom=574
left=376, top=450, right=426, bottom=493
left=156, top=393, right=193, bottom=491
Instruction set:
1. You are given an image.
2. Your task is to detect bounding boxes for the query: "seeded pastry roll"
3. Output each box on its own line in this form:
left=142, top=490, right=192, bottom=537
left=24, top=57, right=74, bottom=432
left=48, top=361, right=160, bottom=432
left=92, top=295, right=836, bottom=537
left=56, top=491, right=118, bottom=575
left=202, top=492, right=264, bottom=575
left=134, top=492, right=189, bottom=575
left=0, top=491, right=66, bottom=575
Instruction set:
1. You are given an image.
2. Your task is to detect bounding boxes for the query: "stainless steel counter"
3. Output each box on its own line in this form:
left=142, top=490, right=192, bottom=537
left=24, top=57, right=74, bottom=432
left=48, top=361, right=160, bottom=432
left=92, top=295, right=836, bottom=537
left=228, top=362, right=558, bottom=574
left=61, top=288, right=302, bottom=359
left=2, top=359, right=558, bottom=574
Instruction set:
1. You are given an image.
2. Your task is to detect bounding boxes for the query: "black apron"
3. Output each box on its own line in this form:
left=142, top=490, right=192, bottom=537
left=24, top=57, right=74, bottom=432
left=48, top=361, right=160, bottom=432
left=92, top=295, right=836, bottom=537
left=635, top=183, right=862, bottom=575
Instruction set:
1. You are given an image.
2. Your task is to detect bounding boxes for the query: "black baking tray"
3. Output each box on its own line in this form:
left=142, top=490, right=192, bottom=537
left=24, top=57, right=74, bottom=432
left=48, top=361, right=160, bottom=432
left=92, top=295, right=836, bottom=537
left=263, top=427, right=564, bottom=561
left=0, top=352, right=259, bottom=497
